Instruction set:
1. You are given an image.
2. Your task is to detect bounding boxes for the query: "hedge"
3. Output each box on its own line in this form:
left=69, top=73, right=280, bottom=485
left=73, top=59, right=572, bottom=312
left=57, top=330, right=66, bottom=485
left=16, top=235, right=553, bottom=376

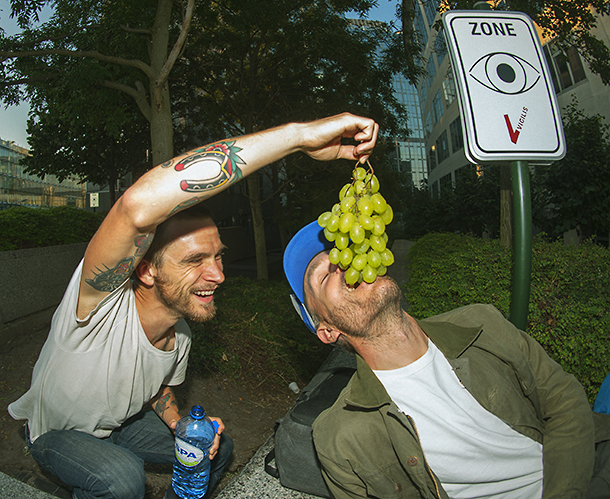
left=405, top=233, right=610, bottom=404
left=0, top=206, right=105, bottom=251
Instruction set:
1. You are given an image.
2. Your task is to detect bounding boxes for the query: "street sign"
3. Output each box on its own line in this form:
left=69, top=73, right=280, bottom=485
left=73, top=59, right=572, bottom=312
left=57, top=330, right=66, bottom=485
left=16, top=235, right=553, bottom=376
left=442, top=11, right=565, bottom=164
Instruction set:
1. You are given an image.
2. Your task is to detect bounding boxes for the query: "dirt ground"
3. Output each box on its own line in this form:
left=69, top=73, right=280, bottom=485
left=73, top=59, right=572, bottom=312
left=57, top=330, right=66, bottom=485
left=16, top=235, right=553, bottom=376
left=0, top=325, right=298, bottom=499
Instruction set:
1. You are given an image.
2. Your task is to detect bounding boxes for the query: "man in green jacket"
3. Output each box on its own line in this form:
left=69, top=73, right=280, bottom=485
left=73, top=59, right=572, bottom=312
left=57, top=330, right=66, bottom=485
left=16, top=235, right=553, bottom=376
left=283, top=221, right=610, bottom=499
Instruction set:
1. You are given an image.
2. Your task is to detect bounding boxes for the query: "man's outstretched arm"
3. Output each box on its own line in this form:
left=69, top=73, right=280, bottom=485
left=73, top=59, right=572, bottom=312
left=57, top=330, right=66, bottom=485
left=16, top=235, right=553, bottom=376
left=77, top=113, right=379, bottom=319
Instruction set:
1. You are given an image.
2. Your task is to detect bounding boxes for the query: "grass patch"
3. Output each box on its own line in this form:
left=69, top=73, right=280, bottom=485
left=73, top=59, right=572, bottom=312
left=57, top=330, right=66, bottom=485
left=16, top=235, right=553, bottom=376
left=187, top=276, right=332, bottom=390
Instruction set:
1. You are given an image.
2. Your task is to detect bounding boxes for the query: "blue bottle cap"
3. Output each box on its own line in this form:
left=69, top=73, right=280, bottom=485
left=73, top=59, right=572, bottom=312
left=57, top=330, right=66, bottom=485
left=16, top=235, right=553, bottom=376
left=190, top=405, right=205, bottom=419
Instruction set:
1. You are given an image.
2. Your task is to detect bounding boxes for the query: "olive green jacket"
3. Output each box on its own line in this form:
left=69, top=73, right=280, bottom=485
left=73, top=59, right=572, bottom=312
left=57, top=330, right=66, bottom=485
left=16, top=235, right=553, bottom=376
left=313, top=304, right=610, bottom=499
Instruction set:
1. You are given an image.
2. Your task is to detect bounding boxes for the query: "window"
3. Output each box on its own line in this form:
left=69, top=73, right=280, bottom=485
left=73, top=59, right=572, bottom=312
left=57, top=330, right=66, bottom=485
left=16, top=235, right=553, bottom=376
left=442, top=67, right=457, bottom=106
left=449, top=117, right=464, bottom=153
left=440, top=173, right=452, bottom=194
left=544, top=44, right=587, bottom=93
left=436, top=130, right=450, bottom=164
left=431, top=90, right=443, bottom=125
left=423, top=0, right=440, bottom=27
left=414, top=8, right=429, bottom=46
left=426, top=56, right=437, bottom=90
left=434, top=30, right=447, bottom=65
left=428, top=144, right=437, bottom=171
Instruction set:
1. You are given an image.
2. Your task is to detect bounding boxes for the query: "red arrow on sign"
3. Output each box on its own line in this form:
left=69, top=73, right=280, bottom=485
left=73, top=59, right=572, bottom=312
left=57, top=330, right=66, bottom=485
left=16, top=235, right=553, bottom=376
left=504, top=114, right=520, bottom=144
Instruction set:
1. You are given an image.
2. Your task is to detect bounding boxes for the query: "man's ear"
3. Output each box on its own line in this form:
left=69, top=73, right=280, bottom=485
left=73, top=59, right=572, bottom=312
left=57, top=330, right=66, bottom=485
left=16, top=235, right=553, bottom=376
left=316, top=324, right=341, bottom=345
left=135, top=259, right=156, bottom=287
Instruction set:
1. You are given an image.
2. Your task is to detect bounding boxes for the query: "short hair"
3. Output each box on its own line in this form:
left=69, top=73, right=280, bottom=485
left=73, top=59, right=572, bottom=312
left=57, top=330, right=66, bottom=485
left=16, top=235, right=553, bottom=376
left=144, top=202, right=215, bottom=268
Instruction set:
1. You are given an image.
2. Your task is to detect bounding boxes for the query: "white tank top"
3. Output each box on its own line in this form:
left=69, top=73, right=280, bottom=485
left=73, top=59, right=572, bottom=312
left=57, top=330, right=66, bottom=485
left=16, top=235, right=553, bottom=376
left=9, top=260, right=191, bottom=442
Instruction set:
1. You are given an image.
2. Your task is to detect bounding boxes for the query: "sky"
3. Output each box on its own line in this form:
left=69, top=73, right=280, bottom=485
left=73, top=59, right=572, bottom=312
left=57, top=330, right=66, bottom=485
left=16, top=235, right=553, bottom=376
left=0, top=0, right=399, bottom=149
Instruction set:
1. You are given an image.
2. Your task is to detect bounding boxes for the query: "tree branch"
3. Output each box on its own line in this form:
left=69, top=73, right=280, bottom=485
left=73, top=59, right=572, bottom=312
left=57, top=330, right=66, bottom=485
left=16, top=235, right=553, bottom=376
left=0, top=49, right=152, bottom=77
left=102, top=79, right=152, bottom=121
left=157, top=0, right=195, bottom=86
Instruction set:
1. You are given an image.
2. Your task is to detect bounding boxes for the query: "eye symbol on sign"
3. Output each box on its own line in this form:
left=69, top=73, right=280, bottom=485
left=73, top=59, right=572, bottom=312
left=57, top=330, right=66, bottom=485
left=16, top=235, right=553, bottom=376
left=469, top=52, right=540, bottom=95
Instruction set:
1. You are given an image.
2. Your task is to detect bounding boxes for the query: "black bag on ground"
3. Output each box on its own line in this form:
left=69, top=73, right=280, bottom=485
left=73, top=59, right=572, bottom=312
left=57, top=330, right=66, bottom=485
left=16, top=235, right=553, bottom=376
left=265, top=347, right=356, bottom=498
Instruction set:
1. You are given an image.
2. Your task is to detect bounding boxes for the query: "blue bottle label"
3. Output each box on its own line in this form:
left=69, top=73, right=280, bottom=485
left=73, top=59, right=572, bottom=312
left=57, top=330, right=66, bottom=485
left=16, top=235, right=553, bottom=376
left=175, top=438, right=205, bottom=467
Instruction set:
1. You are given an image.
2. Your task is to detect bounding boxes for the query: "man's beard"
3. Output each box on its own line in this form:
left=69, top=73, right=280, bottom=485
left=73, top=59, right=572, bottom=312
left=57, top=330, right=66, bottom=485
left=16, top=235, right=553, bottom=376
left=326, top=275, right=403, bottom=340
left=154, top=272, right=217, bottom=323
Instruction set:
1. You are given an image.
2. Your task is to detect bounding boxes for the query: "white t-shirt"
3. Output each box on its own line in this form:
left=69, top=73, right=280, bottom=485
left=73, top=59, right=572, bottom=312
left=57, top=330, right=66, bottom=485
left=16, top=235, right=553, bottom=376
left=374, top=340, right=543, bottom=499
left=9, top=260, right=191, bottom=442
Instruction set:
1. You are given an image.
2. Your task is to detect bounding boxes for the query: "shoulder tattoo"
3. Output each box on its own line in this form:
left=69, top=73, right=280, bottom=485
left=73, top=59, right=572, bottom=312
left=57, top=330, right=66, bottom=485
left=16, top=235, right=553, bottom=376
left=85, top=257, right=135, bottom=292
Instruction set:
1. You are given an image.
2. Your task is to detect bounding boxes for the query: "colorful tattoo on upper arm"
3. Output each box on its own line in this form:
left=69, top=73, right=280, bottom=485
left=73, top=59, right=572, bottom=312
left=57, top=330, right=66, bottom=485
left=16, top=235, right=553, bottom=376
left=85, top=257, right=135, bottom=292
left=134, top=234, right=153, bottom=257
left=168, top=196, right=206, bottom=217
left=175, top=141, right=244, bottom=193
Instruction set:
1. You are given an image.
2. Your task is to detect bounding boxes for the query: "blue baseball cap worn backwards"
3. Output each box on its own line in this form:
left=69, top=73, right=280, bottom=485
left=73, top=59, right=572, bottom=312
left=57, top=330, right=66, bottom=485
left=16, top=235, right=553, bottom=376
left=283, top=221, right=333, bottom=333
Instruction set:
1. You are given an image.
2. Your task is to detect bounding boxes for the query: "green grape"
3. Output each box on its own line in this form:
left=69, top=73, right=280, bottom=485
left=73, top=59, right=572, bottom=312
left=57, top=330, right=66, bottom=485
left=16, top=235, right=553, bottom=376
left=362, top=264, right=377, bottom=283
left=332, top=203, right=342, bottom=216
left=381, top=232, right=388, bottom=243
left=371, top=216, right=385, bottom=236
left=380, top=204, right=393, bottom=225
left=318, top=211, right=332, bottom=228
left=353, top=238, right=370, bottom=254
left=340, top=247, right=354, bottom=267
left=327, top=214, right=340, bottom=232
left=354, top=180, right=366, bottom=195
left=359, top=214, right=374, bottom=231
left=369, top=234, right=386, bottom=252
left=357, top=196, right=374, bottom=217
left=339, top=212, right=355, bottom=233
left=380, top=249, right=395, bottom=267
left=369, top=174, right=380, bottom=193
left=340, top=195, right=356, bottom=213
left=329, top=247, right=341, bottom=264
left=324, top=227, right=337, bottom=241
left=352, top=253, right=367, bottom=271
left=367, top=250, right=381, bottom=268
left=339, top=261, right=349, bottom=270
left=350, top=223, right=365, bottom=244
left=345, top=267, right=360, bottom=286
left=339, top=183, right=354, bottom=200
left=371, top=193, right=387, bottom=214
left=354, top=167, right=367, bottom=181
left=377, top=264, right=387, bottom=276
left=335, top=232, right=349, bottom=250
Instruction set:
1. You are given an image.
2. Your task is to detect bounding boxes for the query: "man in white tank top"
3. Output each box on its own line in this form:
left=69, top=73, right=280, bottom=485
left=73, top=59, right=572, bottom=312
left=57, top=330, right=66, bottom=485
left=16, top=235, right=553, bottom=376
left=283, top=221, right=610, bottom=499
left=8, top=114, right=380, bottom=499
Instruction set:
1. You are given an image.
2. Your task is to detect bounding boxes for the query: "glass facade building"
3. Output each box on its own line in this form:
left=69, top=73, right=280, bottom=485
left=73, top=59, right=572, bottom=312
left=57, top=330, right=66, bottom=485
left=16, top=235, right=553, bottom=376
left=0, top=139, right=86, bottom=209
left=348, top=19, right=427, bottom=189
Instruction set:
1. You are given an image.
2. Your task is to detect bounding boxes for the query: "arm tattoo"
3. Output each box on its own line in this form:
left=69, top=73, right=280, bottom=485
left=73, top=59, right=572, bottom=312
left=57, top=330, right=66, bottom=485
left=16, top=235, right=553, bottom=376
left=153, top=390, right=178, bottom=419
left=85, top=257, right=135, bottom=292
left=169, top=196, right=206, bottom=217
left=175, top=141, right=244, bottom=193
left=134, top=234, right=153, bottom=256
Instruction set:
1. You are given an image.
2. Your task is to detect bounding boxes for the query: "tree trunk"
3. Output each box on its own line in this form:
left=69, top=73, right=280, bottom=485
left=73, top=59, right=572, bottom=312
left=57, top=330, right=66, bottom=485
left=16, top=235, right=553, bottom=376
left=148, top=0, right=175, bottom=166
left=247, top=173, right=269, bottom=280
left=271, top=163, right=289, bottom=249
left=500, top=164, right=513, bottom=248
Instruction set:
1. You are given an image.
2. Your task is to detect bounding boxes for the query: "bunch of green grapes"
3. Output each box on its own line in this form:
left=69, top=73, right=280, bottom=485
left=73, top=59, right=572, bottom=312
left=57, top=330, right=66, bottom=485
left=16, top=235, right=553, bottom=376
left=317, top=162, right=395, bottom=286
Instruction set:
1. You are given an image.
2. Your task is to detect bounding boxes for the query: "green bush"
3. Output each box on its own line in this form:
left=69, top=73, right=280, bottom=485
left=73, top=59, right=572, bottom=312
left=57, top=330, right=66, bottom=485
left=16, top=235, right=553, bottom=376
left=187, top=276, right=332, bottom=390
left=0, top=206, right=105, bottom=251
left=406, top=233, right=610, bottom=404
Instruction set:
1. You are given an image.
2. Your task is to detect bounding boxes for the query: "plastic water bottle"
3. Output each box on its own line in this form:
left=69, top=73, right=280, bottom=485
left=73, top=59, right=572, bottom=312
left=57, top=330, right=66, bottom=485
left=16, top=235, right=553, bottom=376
left=172, top=405, right=219, bottom=499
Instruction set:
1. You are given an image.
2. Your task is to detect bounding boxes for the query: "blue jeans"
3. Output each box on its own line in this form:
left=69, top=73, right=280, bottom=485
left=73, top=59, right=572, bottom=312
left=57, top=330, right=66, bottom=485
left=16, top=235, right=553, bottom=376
left=28, top=410, right=233, bottom=499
